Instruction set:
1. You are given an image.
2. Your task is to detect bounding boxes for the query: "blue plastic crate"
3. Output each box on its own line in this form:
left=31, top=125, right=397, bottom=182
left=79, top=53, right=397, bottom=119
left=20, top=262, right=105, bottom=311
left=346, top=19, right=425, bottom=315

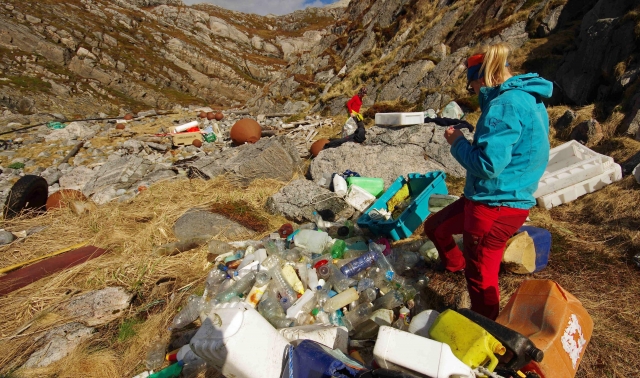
left=357, top=171, right=448, bottom=241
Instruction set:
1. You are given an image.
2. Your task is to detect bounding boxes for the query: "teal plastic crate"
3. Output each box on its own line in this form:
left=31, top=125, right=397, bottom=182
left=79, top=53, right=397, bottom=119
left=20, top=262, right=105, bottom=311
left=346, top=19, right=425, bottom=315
left=357, top=171, right=448, bottom=241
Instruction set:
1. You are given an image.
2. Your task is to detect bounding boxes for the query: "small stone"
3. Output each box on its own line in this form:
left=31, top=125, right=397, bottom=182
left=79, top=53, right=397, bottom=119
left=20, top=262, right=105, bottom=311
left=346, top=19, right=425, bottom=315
left=0, top=230, right=15, bottom=245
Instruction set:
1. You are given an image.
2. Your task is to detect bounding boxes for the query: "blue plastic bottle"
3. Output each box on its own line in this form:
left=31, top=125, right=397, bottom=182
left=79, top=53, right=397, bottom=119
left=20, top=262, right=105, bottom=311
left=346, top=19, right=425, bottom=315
left=339, top=251, right=377, bottom=277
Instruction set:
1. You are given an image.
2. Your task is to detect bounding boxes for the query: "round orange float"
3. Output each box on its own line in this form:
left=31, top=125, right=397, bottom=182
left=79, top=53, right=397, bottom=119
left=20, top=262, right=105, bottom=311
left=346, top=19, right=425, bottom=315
left=192, top=139, right=203, bottom=148
left=214, top=112, right=224, bottom=121
left=230, top=118, right=261, bottom=145
left=46, top=189, right=87, bottom=210
left=199, top=111, right=207, bottom=118
left=310, top=138, right=330, bottom=157
left=116, top=123, right=126, bottom=130
left=206, top=112, right=215, bottom=120
left=124, top=114, right=133, bottom=120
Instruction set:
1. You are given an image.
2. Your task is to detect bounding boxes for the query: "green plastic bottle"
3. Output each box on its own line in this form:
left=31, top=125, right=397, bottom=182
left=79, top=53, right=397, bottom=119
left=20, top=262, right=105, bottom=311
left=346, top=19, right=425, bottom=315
left=149, top=361, right=183, bottom=378
left=330, top=239, right=346, bottom=259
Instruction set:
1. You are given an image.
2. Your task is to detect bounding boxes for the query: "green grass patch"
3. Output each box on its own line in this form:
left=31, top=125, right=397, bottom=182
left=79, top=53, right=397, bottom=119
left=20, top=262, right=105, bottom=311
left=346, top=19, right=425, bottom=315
left=6, top=75, right=51, bottom=93
left=7, top=162, right=25, bottom=170
left=116, top=318, right=144, bottom=342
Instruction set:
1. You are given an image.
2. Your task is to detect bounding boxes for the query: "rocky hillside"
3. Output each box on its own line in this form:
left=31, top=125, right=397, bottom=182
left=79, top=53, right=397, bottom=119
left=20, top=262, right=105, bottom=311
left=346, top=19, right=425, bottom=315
left=0, top=0, right=346, bottom=117
left=248, top=0, right=640, bottom=140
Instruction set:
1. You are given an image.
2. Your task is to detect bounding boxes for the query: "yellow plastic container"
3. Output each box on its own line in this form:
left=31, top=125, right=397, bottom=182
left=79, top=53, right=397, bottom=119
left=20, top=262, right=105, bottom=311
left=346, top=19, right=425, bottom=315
left=430, top=309, right=506, bottom=371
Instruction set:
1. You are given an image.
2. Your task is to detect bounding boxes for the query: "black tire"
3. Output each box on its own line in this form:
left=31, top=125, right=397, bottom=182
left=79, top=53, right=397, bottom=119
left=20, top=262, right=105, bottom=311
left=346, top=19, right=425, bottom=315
left=3, top=175, right=48, bottom=219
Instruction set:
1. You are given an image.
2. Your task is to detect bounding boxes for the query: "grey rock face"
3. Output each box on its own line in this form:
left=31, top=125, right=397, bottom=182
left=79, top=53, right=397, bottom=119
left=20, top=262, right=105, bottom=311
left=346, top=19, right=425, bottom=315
left=0, top=230, right=15, bottom=245
left=365, top=124, right=470, bottom=177
left=58, top=166, right=96, bottom=191
left=554, top=110, right=577, bottom=130
left=223, top=136, right=304, bottom=186
left=173, top=209, right=253, bottom=240
left=82, top=155, right=155, bottom=196
left=266, top=179, right=355, bottom=223
left=570, top=119, right=603, bottom=147
left=45, top=121, right=94, bottom=142
left=378, top=60, right=436, bottom=102
left=22, top=322, right=94, bottom=368
left=62, top=287, right=133, bottom=327
left=310, top=142, right=447, bottom=190
left=556, top=0, right=637, bottom=105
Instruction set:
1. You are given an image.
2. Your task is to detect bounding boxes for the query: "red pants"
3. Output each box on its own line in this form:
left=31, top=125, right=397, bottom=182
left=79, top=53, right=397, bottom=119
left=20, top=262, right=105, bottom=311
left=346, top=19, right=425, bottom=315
left=424, top=197, right=528, bottom=320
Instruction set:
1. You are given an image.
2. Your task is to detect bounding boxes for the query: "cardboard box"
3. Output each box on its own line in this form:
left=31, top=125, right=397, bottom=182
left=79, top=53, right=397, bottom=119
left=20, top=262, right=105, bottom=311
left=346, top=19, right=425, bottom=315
left=172, top=132, right=203, bottom=146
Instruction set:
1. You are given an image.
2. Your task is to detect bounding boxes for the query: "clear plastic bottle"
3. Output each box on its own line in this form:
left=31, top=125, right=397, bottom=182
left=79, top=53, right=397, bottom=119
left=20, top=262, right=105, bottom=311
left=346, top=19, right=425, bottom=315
left=329, top=309, right=346, bottom=326
left=343, top=302, right=373, bottom=331
left=258, top=287, right=294, bottom=328
left=294, top=230, right=332, bottom=254
left=339, top=250, right=377, bottom=278
left=245, top=271, right=271, bottom=308
left=146, top=339, right=167, bottom=370
left=323, top=287, right=359, bottom=313
left=281, top=264, right=305, bottom=294
left=208, top=240, right=233, bottom=255
left=204, top=268, right=228, bottom=300
left=328, top=263, right=355, bottom=292
left=284, top=248, right=301, bottom=262
left=372, top=290, right=404, bottom=311
left=370, top=243, right=396, bottom=281
left=264, top=239, right=285, bottom=256
left=169, top=295, right=205, bottom=330
left=312, top=308, right=330, bottom=324
left=307, top=267, right=319, bottom=290
left=358, top=287, right=377, bottom=304
left=214, top=271, right=256, bottom=303
left=393, top=307, right=411, bottom=331
left=357, top=277, right=375, bottom=292
left=269, top=266, right=298, bottom=310
left=392, top=250, right=421, bottom=272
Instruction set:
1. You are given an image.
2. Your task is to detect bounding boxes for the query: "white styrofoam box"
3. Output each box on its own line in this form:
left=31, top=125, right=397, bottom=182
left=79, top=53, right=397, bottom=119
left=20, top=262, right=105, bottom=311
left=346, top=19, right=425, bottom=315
left=375, top=112, right=424, bottom=126
left=345, top=185, right=376, bottom=212
left=374, top=326, right=475, bottom=378
left=537, top=163, right=622, bottom=209
left=534, top=140, right=615, bottom=198
left=278, top=324, right=349, bottom=353
left=190, top=302, right=290, bottom=378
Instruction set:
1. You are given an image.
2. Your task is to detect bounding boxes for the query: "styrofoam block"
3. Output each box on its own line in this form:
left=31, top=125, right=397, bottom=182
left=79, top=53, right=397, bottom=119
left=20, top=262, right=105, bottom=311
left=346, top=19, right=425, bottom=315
left=375, top=112, right=424, bottom=126
left=534, top=141, right=615, bottom=198
left=345, top=185, right=376, bottom=212
left=537, top=163, right=622, bottom=209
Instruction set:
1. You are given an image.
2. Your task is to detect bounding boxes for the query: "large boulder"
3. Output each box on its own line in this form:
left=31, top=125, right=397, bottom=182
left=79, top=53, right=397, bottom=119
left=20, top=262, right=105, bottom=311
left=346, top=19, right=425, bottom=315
left=22, top=322, right=94, bottom=368
left=173, top=209, right=253, bottom=240
left=266, top=179, right=355, bottom=223
left=310, top=143, right=447, bottom=190
left=82, top=155, right=155, bottom=197
left=61, top=287, right=133, bottom=327
left=365, top=124, right=470, bottom=177
left=555, top=0, right=638, bottom=105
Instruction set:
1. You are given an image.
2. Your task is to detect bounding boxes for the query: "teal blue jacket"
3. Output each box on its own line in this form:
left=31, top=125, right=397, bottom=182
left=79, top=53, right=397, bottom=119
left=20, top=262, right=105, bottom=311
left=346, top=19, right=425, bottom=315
left=451, top=73, right=553, bottom=209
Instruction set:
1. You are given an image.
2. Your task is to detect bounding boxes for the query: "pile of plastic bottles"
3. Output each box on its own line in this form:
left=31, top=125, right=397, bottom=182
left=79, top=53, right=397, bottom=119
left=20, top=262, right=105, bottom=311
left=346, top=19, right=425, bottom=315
left=140, top=212, right=437, bottom=377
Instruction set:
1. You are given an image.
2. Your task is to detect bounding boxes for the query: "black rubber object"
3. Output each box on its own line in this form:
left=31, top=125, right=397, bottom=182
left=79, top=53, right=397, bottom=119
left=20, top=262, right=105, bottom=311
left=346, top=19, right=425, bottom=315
left=3, top=175, right=48, bottom=219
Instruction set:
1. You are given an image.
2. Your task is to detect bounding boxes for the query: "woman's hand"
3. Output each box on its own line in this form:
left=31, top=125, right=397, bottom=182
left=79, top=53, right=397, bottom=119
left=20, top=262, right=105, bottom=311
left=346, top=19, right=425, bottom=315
left=444, top=127, right=464, bottom=145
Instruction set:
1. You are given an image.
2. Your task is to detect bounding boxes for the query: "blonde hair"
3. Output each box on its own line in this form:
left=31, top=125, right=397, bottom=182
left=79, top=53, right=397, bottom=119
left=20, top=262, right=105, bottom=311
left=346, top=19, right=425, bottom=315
left=473, top=43, right=511, bottom=87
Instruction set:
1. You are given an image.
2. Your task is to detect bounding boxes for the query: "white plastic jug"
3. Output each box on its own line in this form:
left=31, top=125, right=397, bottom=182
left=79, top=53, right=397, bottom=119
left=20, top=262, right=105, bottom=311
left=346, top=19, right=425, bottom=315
left=408, top=309, right=440, bottom=338
left=374, top=326, right=475, bottom=378
left=190, top=302, right=290, bottom=378
left=173, top=120, right=200, bottom=133
left=278, top=324, right=349, bottom=353
left=333, top=175, right=348, bottom=197
left=294, top=230, right=332, bottom=254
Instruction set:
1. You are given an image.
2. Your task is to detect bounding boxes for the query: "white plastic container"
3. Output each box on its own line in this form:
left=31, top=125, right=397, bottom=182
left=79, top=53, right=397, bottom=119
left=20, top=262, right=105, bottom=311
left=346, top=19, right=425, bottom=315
left=374, top=326, right=475, bottom=378
left=190, top=302, right=290, bottom=378
left=278, top=324, right=349, bottom=353
left=173, top=120, right=200, bottom=133
left=286, top=290, right=315, bottom=319
left=408, top=309, right=440, bottom=338
left=375, top=112, right=425, bottom=126
left=293, top=230, right=332, bottom=254
left=633, top=163, right=640, bottom=184
left=536, top=163, right=622, bottom=209
left=534, top=140, right=616, bottom=198
left=333, top=175, right=348, bottom=196
left=344, top=185, right=376, bottom=212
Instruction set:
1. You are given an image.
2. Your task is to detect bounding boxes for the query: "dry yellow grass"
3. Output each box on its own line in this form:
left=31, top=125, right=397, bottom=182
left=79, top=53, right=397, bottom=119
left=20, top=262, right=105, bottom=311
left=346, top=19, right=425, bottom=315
left=0, top=176, right=289, bottom=377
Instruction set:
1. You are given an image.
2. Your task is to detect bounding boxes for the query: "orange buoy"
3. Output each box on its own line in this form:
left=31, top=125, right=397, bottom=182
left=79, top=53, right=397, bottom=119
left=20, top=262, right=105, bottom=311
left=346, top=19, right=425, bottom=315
left=192, top=139, right=203, bottom=148
left=116, top=123, right=126, bottom=130
left=214, top=112, right=224, bottom=121
left=310, top=138, right=330, bottom=157
left=206, top=112, right=215, bottom=120
left=123, top=114, right=133, bottom=120
left=46, top=189, right=87, bottom=210
left=230, top=118, right=261, bottom=145
left=199, top=111, right=207, bottom=118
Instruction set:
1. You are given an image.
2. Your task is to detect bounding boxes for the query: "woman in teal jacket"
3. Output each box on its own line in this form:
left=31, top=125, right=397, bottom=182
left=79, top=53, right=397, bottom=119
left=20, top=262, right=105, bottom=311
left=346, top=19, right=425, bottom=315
left=424, top=43, right=553, bottom=319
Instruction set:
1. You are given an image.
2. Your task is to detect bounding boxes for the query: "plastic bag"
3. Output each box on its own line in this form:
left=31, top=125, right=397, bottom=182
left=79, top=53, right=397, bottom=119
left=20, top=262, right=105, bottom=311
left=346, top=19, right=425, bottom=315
left=342, top=117, right=358, bottom=138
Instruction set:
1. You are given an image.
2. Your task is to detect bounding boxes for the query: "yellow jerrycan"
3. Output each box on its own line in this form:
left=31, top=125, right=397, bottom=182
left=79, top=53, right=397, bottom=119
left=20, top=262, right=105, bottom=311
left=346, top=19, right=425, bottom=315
left=430, top=309, right=506, bottom=371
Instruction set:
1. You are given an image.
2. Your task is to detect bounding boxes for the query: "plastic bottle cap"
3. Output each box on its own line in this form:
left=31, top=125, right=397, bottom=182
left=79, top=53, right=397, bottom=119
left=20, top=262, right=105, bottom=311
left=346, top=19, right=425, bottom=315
left=311, top=308, right=319, bottom=316
left=314, top=260, right=328, bottom=269
left=338, top=226, right=349, bottom=237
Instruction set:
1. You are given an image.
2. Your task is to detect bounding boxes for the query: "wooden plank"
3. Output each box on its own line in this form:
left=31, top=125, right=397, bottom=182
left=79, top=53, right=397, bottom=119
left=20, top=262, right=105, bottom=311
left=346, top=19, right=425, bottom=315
left=0, top=246, right=110, bottom=296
